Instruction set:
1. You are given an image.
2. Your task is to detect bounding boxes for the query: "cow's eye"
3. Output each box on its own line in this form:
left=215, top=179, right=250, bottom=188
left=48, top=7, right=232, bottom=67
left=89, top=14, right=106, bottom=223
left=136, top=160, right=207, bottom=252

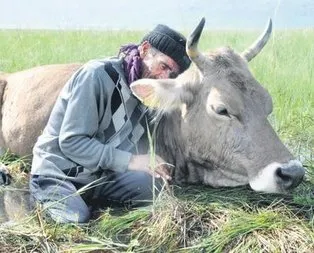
left=212, top=105, right=230, bottom=117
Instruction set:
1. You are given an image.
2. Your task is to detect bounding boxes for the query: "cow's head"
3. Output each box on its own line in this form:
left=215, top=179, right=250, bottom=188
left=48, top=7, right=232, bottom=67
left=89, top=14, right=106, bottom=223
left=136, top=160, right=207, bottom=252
left=131, top=18, right=305, bottom=193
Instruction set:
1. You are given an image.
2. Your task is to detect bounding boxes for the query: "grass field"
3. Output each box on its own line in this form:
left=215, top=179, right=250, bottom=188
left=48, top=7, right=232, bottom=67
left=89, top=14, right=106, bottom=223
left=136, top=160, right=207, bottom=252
left=0, top=28, right=313, bottom=252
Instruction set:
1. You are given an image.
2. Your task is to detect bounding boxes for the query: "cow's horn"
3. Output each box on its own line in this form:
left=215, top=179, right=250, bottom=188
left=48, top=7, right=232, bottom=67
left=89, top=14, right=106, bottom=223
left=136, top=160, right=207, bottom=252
left=186, top=17, right=207, bottom=70
left=241, top=18, right=272, bottom=62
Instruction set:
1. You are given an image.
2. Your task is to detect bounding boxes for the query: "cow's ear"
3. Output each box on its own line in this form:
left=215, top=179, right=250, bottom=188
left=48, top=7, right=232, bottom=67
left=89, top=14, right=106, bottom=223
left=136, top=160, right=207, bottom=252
left=130, top=78, right=183, bottom=112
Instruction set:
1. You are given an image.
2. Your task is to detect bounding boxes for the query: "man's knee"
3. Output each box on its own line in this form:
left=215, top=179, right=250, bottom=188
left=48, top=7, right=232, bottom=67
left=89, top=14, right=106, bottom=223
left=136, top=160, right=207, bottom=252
left=31, top=193, right=91, bottom=223
left=44, top=202, right=90, bottom=223
left=29, top=175, right=90, bottom=223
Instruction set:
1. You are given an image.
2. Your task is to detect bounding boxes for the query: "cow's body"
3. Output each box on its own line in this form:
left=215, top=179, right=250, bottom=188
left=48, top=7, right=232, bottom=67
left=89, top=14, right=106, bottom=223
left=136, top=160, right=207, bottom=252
left=0, top=64, right=82, bottom=157
left=0, top=18, right=305, bottom=199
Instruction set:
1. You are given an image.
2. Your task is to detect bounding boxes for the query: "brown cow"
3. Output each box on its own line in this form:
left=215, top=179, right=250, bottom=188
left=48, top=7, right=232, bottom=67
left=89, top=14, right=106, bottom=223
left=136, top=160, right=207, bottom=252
left=0, top=64, right=82, bottom=157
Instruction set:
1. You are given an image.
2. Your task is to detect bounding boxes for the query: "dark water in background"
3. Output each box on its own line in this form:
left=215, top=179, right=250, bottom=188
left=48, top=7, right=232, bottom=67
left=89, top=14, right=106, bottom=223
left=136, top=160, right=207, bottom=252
left=0, top=0, right=313, bottom=30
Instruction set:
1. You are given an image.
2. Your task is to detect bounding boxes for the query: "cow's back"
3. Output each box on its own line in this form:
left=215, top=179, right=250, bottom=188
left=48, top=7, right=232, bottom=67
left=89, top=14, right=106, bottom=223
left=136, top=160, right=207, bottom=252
left=0, top=63, right=82, bottom=157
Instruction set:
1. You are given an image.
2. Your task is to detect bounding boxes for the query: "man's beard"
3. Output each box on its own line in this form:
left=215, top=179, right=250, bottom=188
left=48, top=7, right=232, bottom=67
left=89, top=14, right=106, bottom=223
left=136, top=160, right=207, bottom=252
left=141, top=63, right=158, bottom=79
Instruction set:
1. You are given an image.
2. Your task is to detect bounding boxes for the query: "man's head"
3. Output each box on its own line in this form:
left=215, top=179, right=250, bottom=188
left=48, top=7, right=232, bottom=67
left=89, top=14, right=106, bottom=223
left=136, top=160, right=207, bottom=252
left=139, top=24, right=191, bottom=79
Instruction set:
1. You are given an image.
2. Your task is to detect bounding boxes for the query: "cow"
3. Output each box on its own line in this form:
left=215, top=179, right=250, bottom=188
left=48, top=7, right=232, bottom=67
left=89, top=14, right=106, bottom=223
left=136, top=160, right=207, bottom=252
left=130, top=18, right=305, bottom=193
left=0, top=18, right=305, bottom=196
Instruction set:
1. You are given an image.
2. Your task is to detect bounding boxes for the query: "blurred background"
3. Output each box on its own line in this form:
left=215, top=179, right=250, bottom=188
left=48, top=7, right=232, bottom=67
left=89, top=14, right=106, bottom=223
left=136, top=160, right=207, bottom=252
left=0, top=0, right=313, bottom=30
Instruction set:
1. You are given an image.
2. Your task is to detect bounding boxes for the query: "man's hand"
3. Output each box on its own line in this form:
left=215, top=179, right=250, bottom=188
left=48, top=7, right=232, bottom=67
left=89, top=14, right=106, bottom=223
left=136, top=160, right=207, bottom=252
left=128, top=154, right=172, bottom=181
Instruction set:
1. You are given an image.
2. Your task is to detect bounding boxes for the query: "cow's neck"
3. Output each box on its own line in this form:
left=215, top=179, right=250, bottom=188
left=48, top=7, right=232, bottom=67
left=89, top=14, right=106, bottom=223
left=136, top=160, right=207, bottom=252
left=152, top=110, right=208, bottom=185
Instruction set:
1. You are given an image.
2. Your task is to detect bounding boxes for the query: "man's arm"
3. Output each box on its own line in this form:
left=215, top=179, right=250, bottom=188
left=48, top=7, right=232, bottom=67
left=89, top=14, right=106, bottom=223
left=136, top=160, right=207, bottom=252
left=58, top=65, right=132, bottom=173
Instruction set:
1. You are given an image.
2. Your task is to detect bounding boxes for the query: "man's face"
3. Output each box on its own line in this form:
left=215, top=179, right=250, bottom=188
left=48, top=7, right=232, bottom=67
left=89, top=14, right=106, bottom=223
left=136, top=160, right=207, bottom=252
left=139, top=42, right=180, bottom=79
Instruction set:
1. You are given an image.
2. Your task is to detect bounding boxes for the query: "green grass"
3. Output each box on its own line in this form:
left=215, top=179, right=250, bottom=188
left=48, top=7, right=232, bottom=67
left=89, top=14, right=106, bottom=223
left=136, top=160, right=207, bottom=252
left=0, top=28, right=313, bottom=252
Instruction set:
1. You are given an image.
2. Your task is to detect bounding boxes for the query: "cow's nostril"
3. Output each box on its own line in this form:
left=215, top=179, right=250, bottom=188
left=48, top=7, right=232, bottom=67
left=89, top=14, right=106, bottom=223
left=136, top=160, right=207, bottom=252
left=275, top=167, right=293, bottom=188
left=275, top=165, right=305, bottom=190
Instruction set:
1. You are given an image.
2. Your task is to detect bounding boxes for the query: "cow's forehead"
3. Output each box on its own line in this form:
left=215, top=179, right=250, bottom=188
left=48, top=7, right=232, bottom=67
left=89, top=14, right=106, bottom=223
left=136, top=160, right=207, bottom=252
left=208, top=47, right=244, bottom=66
left=203, top=47, right=263, bottom=94
left=208, top=48, right=249, bottom=76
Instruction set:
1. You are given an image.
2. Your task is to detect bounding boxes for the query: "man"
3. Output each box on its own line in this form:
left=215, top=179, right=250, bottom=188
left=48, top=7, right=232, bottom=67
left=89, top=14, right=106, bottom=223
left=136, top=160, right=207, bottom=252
left=30, top=24, right=191, bottom=223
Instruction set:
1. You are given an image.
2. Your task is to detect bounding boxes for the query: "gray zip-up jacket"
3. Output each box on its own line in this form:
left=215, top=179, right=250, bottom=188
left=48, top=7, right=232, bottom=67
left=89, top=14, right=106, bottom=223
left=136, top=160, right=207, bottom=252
left=31, top=58, right=147, bottom=184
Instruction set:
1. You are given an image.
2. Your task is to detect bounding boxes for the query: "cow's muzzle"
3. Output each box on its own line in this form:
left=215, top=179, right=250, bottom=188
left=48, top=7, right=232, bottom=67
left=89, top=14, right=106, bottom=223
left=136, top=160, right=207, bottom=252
left=275, top=161, right=305, bottom=190
left=249, top=160, right=305, bottom=193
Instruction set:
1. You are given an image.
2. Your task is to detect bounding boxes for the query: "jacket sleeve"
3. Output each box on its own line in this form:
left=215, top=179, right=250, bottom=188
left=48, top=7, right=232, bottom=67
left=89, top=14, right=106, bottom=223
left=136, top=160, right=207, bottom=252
left=58, top=65, right=132, bottom=173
